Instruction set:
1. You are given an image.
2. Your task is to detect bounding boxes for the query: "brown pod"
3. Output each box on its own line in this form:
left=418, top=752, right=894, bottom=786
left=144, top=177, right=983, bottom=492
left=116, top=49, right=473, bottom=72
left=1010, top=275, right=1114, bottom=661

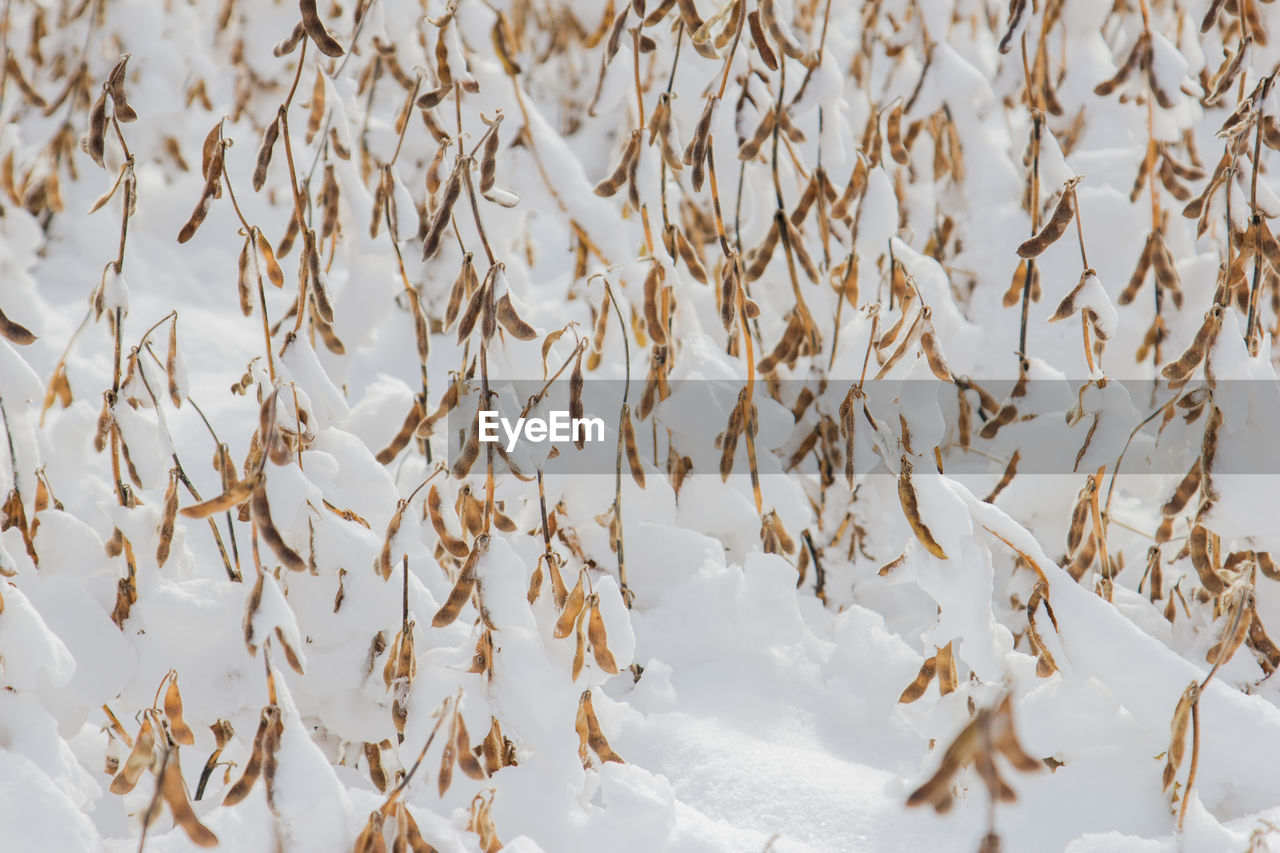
left=444, top=254, right=473, bottom=329
left=744, top=220, right=780, bottom=281
left=253, top=114, right=280, bottom=192
left=760, top=0, right=808, bottom=61
left=273, top=22, right=306, bottom=57
left=898, top=458, right=948, bottom=559
left=109, top=716, right=155, bottom=794
left=747, top=10, right=778, bottom=71
left=1206, top=591, right=1253, bottom=665
left=1189, top=524, right=1225, bottom=594
left=1094, top=35, right=1147, bottom=96
left=898, top=655, right=938, bottom=703
left=1150, top=232, right=1183, bottom=308
left=428, top=484, right=470, bottom=558
left=237, top=237, right=255, bottom=316
left=594, top=129, right=641, bottom=197
left=157, top=470, right=180, bottom=567
left=1118, top=233, right=1155, bottom=305
left=422, top=158, right=462, bottom=260
left=1161, top=463, right=1201, bottom=517
left=164, top=674, right=196, bottom=745
left=432, top=542, right=483, bottom=627
left=643, top=265, right=666, bottom=346
left=479, top=118, right=502, bottom=194
left=300, top=0, right=345, bottom=58
left=738, top=111, right=777, bottom=161
left=998, top=0, right=1028, bottom=54
left=1160, top=305, right=1222, bottom=382
left=251, top=482, right=307, bottom=571
left=85, top=89, right=108, bottom=167
left=587, top=596, right=620, bottom=674
left=886, top=100, right=909, bottom=165
left=621, top=404, right=645, bottom=488
left=674, top=227, right=709, bottom=284
left=720, top=253, right=739, bottom=331
left=555, top=577, right=587, bottom=639
left=0, top=306, right=36, bottom=345
left=1016, top=182, right=1077, bottom=258
left=374, top=399, right=423, bottom=465
left=496, top=292, right=537, bottom=340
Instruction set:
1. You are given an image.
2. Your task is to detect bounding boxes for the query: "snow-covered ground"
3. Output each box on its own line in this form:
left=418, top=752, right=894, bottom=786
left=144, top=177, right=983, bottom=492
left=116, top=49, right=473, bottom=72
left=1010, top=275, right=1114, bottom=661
left=3, top=0, right=1280, bottom=851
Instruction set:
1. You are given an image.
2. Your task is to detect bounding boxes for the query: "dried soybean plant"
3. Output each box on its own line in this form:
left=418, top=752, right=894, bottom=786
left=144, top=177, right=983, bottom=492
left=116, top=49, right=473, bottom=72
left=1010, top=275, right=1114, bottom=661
left=106, top=670, right=217, bottom=848
left=907, top=694, right=1041, bottom=853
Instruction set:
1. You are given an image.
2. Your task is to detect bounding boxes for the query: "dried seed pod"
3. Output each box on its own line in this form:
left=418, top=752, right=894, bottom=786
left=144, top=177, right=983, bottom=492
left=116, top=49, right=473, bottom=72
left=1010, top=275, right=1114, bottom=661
left=431, top=539, right=484, bottom=627
left=759, top=0, right=808, bottom=62
left=898, top=655, right=938, bottom=703
left=936, top=642, right=957, bottom=695
left=236, top=236, right=255, bottom=316
left=252, top=482, right=307, bottom=571
left=300, top=0, right=345, bottom=58
left=252, top=115, right=280, bottom=192
left=163, top=674, right=196, bottom=745
left=109, top=716, right=155, bottom=794
left=621, top=404, right=645, bottom=488
left=918, top=308, right=952, bottom=381
left=673, top=227, right=708, bottom=284
left=455, top=713, right=486, bottom=780
left=1162, top=681, right=1198, bottom=790
left=782, top=214, right=819, bottom=284
left=1206, top=590, right=1253, bottom=665
left=998, top=0, right=1028, bottom=53
left=1066, top=481, right=1092, bottom=555
left=479, top=117, right=502, bottom=194
left=375, top=400, right=423, bottom=466
left=747, top=10, right=778, bottom=71
left=223, top=706, right=280, bottom=805
left=1189, top=523, right=1225, bottom=594
left=738, top=110, right=776, bottom=160
left=1150, top=232, right=1183, bottom=308
left=159, top=753, right=218, bottom=847
left=587, top=595, right=619, bottom=674
left=744, top=220, right=780, bottom=281
left=0, top=306, right=36, bottom=345
left=1016, top=181, right=1078, bottom=258
left=444, top=254, right=473, bottom=329
left=594, top=129, right=641, bottom=197
left=156, top=469, right=179, bottom=567
left=1161, top=305, right=1222, bottom=382
left=898, top=458, right=947, bottom=560
left=255, top=230, right=284, bottom=288
left=555, top=576, right=586, bottom=639
left=428, top=485, right=469, bottom=557
left=85, top=89, right=108, bottom=167
left=422, top=157, right=462, bottom=260
left=642, top=265, right=666, bottom=346
left=576, top=690, right=624, bottom=764
left=496, top=292, right=537, bottom=340
left=1119, top=233, right=1155, bottom=305
left=886, top=100, right=909, bottom=165
left=683, top=96, right=717, bottom=191
left=180, top=475, right=257, bottom=518
left=1095, top=35, right=1148, bottom=96
left=473, top=13, right=512, bottom=74
left=273, top=22, right=306, bottom=57
left=1161, top=462, right=1201, bottom=517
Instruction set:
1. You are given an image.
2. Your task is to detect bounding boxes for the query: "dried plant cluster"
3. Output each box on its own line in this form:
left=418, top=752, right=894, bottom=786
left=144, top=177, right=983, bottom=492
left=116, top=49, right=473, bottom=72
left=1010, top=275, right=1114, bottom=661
left=3, top=0, right=1280, bottom=851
